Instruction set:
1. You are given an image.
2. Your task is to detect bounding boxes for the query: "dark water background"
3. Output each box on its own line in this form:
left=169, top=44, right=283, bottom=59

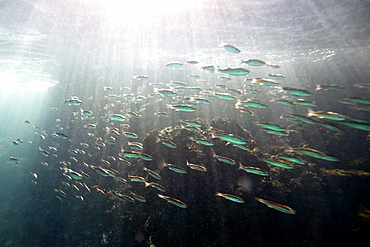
left=1, top=0, right=370, bottom=246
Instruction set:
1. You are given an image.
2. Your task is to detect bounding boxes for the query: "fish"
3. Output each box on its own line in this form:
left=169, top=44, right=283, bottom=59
left=282, top=87, right=312, bottom=97
left=123, top=132, right=138, bottom=139
left=245, top=89, right=262, bottom=95
left=237, top=106, right=255, bottom=115
left=255, top=197, right=296, bottom=214
left=164, top=163, right=187, bottom=173
left=68, top=149, right=78, bottom=155
left=190, top=137, right=214, bottom=146
left=120, top=150, right=142, bottom=159
left=38, top=147, right=50, bottom=156
left=241, top=59, right=266, bottom=66
left=166, top=62, right=183, bottom=68
left=160, top=139, right=177, bottom=148
left=279, top=156, right=305, bottom=165
left=157, top=194, right=187, bottom=208
left=219, top=76, right=231, bottom=81
left=221, top=43, right=241, bottom=53
left=215, top=192, right=245, bottom=203
left=339, top=121, right=370, bottom=131
left=107, top=114, right=127, bottom=122
left=318, top=123, right=343, bottom=132
left=287, top=147, right=339, bottom=161
left=91, top=166, right=110, bottom=177
left=213, top=134, right=247, bottom=145
left=228, top=88, right=243, bottom=95
left=140, top=153, right=153, bottom=161
left=128, top=175, right=146, bottom=183
left=96, top=141, right=105, bottom=147
left=255, top=122, right=287, bottom=132
left=355, top=83, right=370, bottom=90
left=215, top=92, right=238, bottom=101
left=316, top=84, right=344, bottom=91
left=215, top=155, right=236, bottom=165
left=126, top=111, right=142, bottom=118
left=81, top=109, right=93, bottom=116
left=95, top=188, right=106, bottom=196
left=133, top=75, right=148, bottom=81
left=41, top=162, right=48, bottom=166
left=117, top=158, right=131, bottom=167
left=65, top=97, right=82, bottom=106
left=54, top=195, right=64, bottom=202
left=286, top=114, right=317, bottom=124
left=238, top=100, right=267, bottom=108
left=268, top=74, right=286, bottom=79
left=128, top=142, right=143, bottom=151
left=84, top=123, right=97, bottom=129
left=354, top=106, right=370, bottom=112
left=201, top=65, right=216, bottom=73
left=130, top=192, right=146, bottom=202
left=107, top=94, right=118, bottom=100
left=169, top=104, right=197, bottom=112
left=263, top=159, right=294, bottom=169
left=189, top=74, right=200, bottom=79
left=75, top=195, right=84, bottom=201
left=338, top=99, right=356, bottom=105
left=193, top=98, right=211, bottom=104
left=308, top=111, right=346, bottom=121
left=184, top=126, right=202, bottom=132
left=186, top=160, right=207, bottom=171
left=186, top=61, right=199, bottom=64
left=82, top=183, right=91, bottom=192
left=80, top=143, right=89, bottom=148
left=266, top=64, right=282, bottom=68
left=171, top=81, right=186, bottom=86
left=54, top=132, right=68, bottom=139
left=239, top=163, right=269, bottom=176
left=10, top=157, right=19, bottom=163
left=103, top=168, right=116, bottom=177
left=54, top=189, right=67, bottom=197
left=180, top=120, right=202, bottom=128
left=256, top=78, right=279, bottom=86
left=218, top=67, right=250, bottom=76
left=157, top=89, right=177, bottom=97
left=114, top=177, right=127, bottom=183
left=274, top=99, right=295, bottom=106
left=145, top=182, right=166, bottom=192
left=143, top=167, right=161, bottom=180
left=67, top=169, right=84, bottom=179
left=233, top=144, right=250, bottom=151
left=263, top=129, right=288, bottom=136
left=294, top=99, right=317, bottom=107
left=111, top=191, right=135, bottom=202
left=345, top=97, right=370, bottom=104
left=155, top=112, right=170, bottom=117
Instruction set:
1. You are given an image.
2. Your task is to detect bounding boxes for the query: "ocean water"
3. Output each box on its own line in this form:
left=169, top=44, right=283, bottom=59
left=1, top=0, right=370, bottom=246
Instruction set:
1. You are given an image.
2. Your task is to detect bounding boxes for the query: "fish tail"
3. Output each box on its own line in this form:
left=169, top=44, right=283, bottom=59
left=238, top=162, right=243, bottom=170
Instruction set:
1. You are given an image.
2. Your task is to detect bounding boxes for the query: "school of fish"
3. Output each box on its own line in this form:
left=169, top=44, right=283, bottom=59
left=11, top=43, right=370, bottom=217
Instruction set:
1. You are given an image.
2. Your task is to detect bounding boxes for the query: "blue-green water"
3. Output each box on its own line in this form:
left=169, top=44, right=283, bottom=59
left=1, top=0, right=370, bottom=246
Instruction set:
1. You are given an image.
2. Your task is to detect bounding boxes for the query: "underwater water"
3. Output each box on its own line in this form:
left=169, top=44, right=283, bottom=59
left=1, top=0, right=370, bottom=246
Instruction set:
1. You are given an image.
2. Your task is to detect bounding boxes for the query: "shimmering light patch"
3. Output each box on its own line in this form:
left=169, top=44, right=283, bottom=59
left=0, top=72, right=57, bottom=92
left=84, top=0, right=203, bottom=24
